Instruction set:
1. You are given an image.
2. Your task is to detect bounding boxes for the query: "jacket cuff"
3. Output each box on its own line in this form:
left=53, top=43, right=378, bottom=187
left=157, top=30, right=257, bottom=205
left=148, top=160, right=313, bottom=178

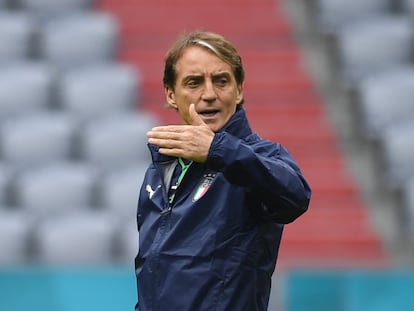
left=205, top=132, right=227, bottom=171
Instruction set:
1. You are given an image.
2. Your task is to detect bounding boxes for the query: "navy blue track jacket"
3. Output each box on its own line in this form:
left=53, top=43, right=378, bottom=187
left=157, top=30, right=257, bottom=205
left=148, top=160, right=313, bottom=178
left=135, top=106, right=311, bottom=311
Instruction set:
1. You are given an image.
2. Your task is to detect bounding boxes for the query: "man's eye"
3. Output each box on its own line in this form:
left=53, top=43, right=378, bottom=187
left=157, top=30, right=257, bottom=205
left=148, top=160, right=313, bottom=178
left=216, top=79, right=228, bottom=86
left=187, top=80, right=199, bottom=87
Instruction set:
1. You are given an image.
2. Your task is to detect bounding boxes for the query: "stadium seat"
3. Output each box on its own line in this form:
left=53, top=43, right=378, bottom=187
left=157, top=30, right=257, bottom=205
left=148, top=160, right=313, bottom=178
left=400, top=0, right=414, bottom=15
left=0, top=113, right=77, bottom=167
left=0, top=164, right=11, bottom=206
left=0, top=208, right=33, bottom=265
left=0, top=62, right=55, bottom=116
left=59, top=63, right=141, bottom=117
left=14, top=161, right=98, bottom=214
left=334, top=15, right=414, bottom=84
left=403, top=177, right=414, bottom=236
left=0, top=12, right=35, bottom=62
left=16, top=0, right=95, bottom=19
left=356, top=66, right=414, bottom=138
left=37, top=12, right=119, bottom=70
left=98, top=164, right=147, bottom=215
left=381, top=121, right=414, bottom=187
left=35, top=210, right=116, bottom=264
left=115, top=217, right=139, bottom=263
left=79, top=113, right=158, bottom=167
left=313, top=0, right=392, bottom=32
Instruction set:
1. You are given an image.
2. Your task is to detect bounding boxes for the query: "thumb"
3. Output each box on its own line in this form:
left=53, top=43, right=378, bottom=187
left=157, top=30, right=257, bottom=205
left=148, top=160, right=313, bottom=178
left=188, top=103, right=205, bottom=126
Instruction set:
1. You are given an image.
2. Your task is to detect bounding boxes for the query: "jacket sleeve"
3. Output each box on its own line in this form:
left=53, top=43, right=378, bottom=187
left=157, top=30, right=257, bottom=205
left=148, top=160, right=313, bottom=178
left=206, top=131, right=311, bottom=224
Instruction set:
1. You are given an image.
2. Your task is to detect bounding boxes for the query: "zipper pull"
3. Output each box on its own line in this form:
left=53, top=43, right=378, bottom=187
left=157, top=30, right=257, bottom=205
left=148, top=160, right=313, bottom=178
left=160, top=205, right=172, bottom=215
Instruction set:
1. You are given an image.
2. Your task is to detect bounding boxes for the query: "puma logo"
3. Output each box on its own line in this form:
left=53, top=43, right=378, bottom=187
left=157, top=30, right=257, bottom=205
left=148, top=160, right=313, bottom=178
left=146, top=184, right=160, bottom=199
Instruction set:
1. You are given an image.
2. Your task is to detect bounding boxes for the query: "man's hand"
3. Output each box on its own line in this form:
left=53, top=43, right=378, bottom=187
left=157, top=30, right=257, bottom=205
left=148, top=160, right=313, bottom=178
left=147, top=104, right=215, bottom=162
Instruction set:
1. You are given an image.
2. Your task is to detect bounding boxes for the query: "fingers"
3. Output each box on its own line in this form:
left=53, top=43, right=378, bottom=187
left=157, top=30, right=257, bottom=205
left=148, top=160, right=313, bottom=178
left=146, top=104, right=213, bottom=163
left=148, top=125, right=192, bottom=135
left=147, top=127, right=192, bottom=149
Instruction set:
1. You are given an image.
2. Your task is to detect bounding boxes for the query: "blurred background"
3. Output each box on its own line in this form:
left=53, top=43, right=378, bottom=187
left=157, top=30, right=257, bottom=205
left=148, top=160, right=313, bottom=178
left=0, top=0, right=413, bottom=310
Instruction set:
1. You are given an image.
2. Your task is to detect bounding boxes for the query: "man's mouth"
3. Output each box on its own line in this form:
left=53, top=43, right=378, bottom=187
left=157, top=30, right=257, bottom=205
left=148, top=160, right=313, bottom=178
left=199, top=110, right=219, bottom=118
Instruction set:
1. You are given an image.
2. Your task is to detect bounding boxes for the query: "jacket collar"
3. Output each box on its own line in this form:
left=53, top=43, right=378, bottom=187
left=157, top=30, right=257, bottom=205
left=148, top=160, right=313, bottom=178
left=149, top=105, right=252, bottom=163
left=219, top=105, right=252, bottom=138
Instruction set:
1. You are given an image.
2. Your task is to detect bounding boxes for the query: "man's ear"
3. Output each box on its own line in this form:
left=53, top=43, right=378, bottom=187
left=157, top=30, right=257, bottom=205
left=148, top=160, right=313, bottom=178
left=165, top=87, right=178, bottom=109
left=236, top=83, right=244, bottom=104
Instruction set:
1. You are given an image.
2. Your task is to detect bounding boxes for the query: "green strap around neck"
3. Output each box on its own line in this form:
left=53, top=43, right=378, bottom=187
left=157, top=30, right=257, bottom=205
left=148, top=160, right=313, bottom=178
left=177, top=158, right=192, bottom=186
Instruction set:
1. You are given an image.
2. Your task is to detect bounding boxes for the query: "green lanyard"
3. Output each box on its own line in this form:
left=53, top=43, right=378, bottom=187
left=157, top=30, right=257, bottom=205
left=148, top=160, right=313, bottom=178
left=177, top=158, right=192, bottom=186
left=168, top=158, right=192, bottom=205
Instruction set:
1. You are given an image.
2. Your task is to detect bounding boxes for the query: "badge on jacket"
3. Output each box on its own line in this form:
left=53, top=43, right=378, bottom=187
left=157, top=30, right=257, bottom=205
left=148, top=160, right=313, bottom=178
left=192, top=173, right=216, bottom=202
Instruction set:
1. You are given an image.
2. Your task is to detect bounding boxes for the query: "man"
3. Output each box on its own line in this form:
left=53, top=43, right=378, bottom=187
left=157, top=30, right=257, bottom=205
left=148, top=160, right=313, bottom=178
left=135, top=30, right=311, bottom=311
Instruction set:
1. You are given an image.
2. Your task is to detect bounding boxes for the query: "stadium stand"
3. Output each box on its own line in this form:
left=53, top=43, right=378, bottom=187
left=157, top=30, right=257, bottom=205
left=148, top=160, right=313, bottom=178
left=405, top=178, right=414, bottom=236
left=16, top=0, right=95, bottom=17
left=36, top=12, right=119, bottom=70
left=0, top=62, right=55, bottom=115
left=0, top=209, right=33, bottom=265
left=333, top=15, right=414, bottom=86
left=298, top=0, right=414, bottom=247
left=0, top=12, right=35, bottom=61
left=14, top=162, right=99, bottom=214
left=0, top=113, right=76, bottom=167
left=355, top=66, right=414, bottom=140
left=310, top=0, right=393, bottom=33
left=0, top=0, right=157, bottom=268
left=59, top=63, right=141, bottom=117
left=98, top=163, right=148, bottom=215
left=401, top=0, right=414, bottom=14
left=0, top=164, right=10, bottom=205
left=79, top=113, right=155, bottom=167
left=278, top=0, right=414, bottom=309
left=34, top=210, right=117, bottom=264
left=381, top=122, right=414, bottom=188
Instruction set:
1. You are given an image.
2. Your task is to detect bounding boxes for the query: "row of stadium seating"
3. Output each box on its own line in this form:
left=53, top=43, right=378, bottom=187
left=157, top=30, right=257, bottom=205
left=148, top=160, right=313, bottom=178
left=307, top=0, right=414, bottom=244
left=0, top=0, right=159, bottom=265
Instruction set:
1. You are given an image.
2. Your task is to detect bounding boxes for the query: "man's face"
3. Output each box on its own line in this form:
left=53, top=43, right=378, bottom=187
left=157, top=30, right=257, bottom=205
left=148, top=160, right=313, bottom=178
left=165, top=46, right=243, bottom=132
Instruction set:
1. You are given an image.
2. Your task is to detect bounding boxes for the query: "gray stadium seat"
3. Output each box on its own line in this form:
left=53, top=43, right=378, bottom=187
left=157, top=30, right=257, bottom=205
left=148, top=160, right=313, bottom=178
left=14, top=162, right=98, bottom=214
left=115, top=217, right=139, bottom=263
left=0, top=208, right=33, bottom=265
left=37, top=12, right=119, bottom=69
left=17, top=0, right=95, bottom=19
left=356, top=67, right=414, bottom=138
left=0, top=113, right=77, bottom=167
left=79, top=113, right=158, bottom=167
left=0, top=164, right=11, bottom=206
left=59, top=63, right=141, bottom=117
left=99, top=164, right=147, bottom=215
left=0, top=12, right=35, bottom=62
left=35, top=210, right=116, bottom=264
left=403, top=177, right=414, bottom=236
left=0, top=62, right=54, bottom=116
left=335, top=15, right=414, bottom=84
left=401, top=0, right=414, bottom=15
left=381, top=122, right=414, bottom=187
left=314, top=0, right=392, bottom=32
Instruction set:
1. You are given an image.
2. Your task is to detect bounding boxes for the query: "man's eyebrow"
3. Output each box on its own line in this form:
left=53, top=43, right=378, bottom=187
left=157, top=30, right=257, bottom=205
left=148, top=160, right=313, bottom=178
left=183, top=74, right=203, bottom=81
left=182, top=72, right=232, bottom=83
left=213, top=72, right=231, bottom=77
left=182, top=75, right=203, bottom=84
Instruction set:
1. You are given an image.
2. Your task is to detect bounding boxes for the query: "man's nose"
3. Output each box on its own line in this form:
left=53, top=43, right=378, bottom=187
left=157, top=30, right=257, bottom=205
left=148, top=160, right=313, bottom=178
left=201, top=80, right=217, bottom=101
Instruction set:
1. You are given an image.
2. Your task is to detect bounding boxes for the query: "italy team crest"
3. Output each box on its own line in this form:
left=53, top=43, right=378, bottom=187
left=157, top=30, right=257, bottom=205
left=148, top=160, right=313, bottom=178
left=192, top=173, right=216, bottom=202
